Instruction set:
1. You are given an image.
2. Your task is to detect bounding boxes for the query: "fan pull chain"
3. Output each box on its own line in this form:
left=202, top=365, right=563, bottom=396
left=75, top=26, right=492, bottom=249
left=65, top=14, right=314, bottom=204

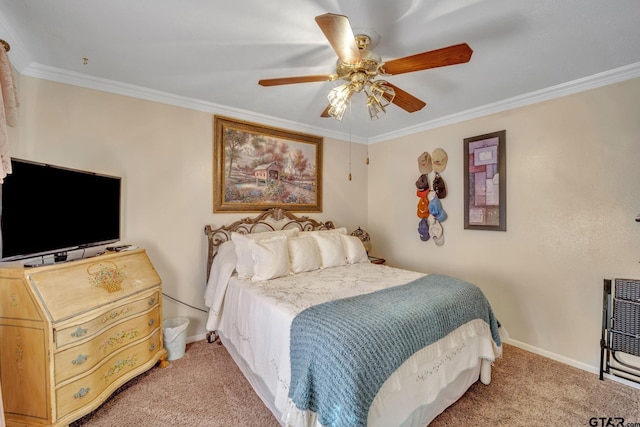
left=366, top=113, right=370, bottom=166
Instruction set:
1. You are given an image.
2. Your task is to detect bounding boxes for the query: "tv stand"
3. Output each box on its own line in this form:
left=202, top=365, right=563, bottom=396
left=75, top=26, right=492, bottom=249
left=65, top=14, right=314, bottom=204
left=0, top=248, right=168, bottom=426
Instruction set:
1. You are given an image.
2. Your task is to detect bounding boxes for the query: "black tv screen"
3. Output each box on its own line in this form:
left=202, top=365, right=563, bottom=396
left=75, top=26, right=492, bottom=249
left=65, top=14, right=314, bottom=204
left=0, top=158, right=121, bottom=262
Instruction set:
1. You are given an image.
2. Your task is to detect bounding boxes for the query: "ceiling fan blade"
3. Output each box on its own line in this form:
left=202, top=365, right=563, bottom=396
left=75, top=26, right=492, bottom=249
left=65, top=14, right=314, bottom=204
left=258, top=75, right=334, bottom=86
left=315, top=13, right=362, bottom=65
left=320, top=105, right=331, bottom=117
left=382, top=43, right=473, bottom=75
left=384, top=83, right=426, bottom=113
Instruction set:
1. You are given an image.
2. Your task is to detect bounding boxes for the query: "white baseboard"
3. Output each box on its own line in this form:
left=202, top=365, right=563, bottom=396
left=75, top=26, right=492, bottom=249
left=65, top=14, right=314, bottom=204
left=186, top=333, right=208, bottom=344
left=506, top=338, right=640, bottom=390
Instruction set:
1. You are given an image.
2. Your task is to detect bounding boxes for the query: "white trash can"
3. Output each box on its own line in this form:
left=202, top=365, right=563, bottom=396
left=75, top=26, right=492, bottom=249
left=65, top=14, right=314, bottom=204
left=162, top=317, right=189, bottom=361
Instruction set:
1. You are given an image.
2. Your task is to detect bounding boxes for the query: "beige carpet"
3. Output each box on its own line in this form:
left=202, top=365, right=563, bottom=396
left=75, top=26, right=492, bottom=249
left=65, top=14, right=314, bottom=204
left=72, top=341, right=640, bottom=427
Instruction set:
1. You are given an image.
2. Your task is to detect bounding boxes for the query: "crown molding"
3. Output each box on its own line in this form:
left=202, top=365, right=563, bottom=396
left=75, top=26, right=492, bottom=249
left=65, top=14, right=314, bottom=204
left=368, top=62, right=640, bottom=144
left=19, top=61, right=640, bottom=146
left=19, top=62, right=369, bottom=145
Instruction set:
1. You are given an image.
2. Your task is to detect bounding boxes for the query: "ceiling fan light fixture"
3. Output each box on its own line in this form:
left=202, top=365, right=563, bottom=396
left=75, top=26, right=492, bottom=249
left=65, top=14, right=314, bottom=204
left=328, top=100, right=349, bottom=121
left=328, top=83, right=354, bottom=121
left=370, top=80, right=395, bottom=106
left=366, top=95, right=386, bottom=120
left=328, top=83, right=352, bottom=105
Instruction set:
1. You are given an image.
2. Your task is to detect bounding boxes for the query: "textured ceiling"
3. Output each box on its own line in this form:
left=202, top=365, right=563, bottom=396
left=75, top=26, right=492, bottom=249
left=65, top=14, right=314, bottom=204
left=1, top=0, right=639, bottom=142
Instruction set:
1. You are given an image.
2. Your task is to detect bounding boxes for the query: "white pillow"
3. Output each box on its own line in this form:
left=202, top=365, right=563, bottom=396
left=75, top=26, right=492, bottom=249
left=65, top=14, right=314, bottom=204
left=312, top=233, right=347, bottom=268
left=231, top=229, right=298, bottom=278
left=248, top=235, right=290, bottom=281
left=288, top=235, right=321, bottom=274
left=340, top=235, right=370, bottom=264
left=298, top=227, right=347, bottom=237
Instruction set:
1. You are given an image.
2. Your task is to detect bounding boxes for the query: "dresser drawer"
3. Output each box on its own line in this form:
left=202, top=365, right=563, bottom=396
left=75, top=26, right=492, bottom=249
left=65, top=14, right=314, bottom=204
left=55, top=290, right=160, bottom=349
left=56, top=328, right=162, bottom=419
left=54, top=306, right=161, bottom=383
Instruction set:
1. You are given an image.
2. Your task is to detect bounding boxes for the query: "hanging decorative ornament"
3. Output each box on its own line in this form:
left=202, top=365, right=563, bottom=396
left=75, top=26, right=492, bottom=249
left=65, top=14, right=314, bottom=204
left=431, top=148, right=448, bottom=173
left=415, top=149, right=448, bottom=245
left=415, top=174, right=429, bottom=191
left=432, top=172, right=447, bottom=199
left=417, top=191, right=430, bottom=218
left=429, top=218, right=445, bottom=246
left=417, top=152, right=433, bottom=174
left=418, top=218, right=430, bottom=241
left=428, top=192, right=447, bottom=222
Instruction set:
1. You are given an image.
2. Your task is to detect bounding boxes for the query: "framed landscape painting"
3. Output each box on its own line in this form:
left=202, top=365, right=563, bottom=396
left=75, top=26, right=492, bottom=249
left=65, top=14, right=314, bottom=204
left=213, top=116, right=323, bottom=212
left=463, top=130, right=507, bottom=231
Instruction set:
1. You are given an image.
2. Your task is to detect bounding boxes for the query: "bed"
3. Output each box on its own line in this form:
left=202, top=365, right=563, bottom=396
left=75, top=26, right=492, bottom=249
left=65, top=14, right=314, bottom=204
left=204, top=208, right=504, bottom=427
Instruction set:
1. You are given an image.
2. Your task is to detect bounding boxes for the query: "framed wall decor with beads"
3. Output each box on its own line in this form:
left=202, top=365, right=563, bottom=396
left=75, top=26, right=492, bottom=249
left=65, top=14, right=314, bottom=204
left=213, top=115, right=323, bottom=213
left=463, top=130, right=507, bottom=231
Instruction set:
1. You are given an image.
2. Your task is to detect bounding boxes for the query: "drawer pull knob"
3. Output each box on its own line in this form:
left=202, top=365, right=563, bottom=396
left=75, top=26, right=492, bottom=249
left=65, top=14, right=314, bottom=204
left=74, top=387, right=90, bottom=399
left=71, top=327, right=88, bottom=338
left=72, top=354, right=88, bottom=365
left=148, top=298, right=156, bottom=306
left=148, top=319, right=155, bottom=326
left=149, top=343, right=156, bottom=352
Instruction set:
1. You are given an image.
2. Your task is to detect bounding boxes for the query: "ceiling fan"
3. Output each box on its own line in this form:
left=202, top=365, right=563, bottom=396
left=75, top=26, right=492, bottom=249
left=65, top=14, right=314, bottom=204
left=258, top=13, right=473, bottom=121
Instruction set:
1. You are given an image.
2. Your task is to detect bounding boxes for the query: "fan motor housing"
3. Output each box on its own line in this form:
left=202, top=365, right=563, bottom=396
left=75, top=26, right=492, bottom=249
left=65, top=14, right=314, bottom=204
left=336, top=49, right=382, bottom=84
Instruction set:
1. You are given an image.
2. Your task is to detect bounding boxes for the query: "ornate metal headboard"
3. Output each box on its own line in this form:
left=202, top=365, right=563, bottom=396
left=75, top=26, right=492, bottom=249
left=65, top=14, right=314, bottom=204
left=204, top=208, right=335, bottom=279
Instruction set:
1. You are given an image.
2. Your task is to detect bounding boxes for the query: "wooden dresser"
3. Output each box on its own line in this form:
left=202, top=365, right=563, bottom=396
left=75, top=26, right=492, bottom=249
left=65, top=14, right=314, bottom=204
left=0, top=249, right=168, bottom=427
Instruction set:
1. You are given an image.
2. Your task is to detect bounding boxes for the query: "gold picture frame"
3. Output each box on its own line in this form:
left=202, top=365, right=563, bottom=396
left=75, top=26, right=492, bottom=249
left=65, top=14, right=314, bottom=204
left=213, top=116, right=323, bottom=213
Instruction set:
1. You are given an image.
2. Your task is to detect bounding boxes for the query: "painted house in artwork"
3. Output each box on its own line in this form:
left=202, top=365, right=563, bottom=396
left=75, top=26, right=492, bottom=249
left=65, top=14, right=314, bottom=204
left=254, top=161, right=282, bottom=184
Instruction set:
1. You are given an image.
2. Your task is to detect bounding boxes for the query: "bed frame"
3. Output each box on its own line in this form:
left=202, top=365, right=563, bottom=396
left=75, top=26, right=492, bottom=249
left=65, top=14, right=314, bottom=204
left=204, top=208, right=335, bottom=280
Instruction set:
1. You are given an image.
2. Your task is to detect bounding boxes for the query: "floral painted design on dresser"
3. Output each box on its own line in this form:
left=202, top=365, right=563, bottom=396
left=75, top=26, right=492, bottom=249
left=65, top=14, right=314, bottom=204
left=87, top=261, right=126, bottom=293
left=101, top=355, right=137, bottom=383
left=98, top=328, right=139, bottom=353
left=101, top=307, right=131, bottom=324
left=15, top=333, right=24, bottom=384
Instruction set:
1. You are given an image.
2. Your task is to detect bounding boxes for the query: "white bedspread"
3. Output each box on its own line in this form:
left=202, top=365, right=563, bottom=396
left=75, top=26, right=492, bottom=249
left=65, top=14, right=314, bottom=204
left=205, top=257, right=502, bottom=426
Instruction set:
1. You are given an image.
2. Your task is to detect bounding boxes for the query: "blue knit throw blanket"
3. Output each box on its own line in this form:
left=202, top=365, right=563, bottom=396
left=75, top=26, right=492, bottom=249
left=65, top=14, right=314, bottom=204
left=288, top=274, right=501, bottom=427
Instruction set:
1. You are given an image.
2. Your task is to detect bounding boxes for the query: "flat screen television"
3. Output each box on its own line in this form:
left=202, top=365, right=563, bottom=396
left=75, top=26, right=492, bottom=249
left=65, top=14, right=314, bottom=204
left=0, top=158, right=121, bottom=263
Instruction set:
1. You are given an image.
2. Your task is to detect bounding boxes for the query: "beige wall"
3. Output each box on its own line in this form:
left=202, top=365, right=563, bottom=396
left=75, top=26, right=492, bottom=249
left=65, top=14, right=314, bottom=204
left=7, top=76, right=369, bottom=338
left=7, top=73, right=640, bottom=373
left=367, top=77, right=640, bottom=370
